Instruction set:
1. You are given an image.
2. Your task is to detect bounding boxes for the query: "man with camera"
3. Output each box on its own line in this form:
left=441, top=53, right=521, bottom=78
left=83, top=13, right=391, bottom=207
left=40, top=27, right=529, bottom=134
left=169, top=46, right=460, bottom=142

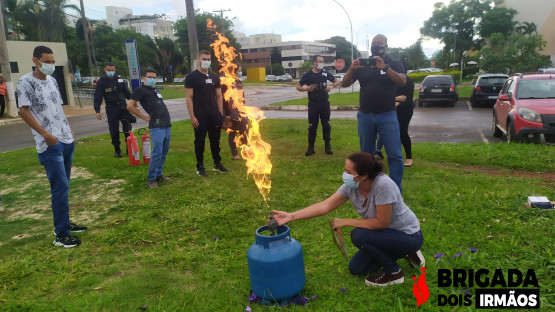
left=297, top=55, right=339, bottom=156
left=341, top=34, right=406, bottom=191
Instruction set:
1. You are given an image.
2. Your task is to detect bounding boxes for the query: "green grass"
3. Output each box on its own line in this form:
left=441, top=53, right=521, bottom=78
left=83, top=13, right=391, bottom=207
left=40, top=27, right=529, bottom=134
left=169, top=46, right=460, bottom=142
left=159, top=87, right=186, bottom=100
left=1, top=120, right=554, bottom=311
left=274, top=92, right=360, bottom=106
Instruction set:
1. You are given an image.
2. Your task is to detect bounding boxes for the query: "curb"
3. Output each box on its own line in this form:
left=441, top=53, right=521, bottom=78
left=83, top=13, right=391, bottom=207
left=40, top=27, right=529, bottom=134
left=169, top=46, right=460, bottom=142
left=261, top=105, right=360, bottom=111
left=0, top=118, right=24, bottom=126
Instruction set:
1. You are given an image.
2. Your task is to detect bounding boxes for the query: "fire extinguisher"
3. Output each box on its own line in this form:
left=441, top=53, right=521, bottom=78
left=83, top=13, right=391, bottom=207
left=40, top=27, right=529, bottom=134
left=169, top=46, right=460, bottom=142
left=126, top=130, right=141, bottom=166
left=138, top=128, right=151, bottom=165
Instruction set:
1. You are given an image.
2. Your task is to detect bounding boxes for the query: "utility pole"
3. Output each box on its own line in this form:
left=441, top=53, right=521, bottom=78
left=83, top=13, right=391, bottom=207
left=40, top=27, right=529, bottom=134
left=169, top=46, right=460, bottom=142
left=212, top=9, right=230, bottom=32
left=79, top=0, right=94, bottom=76
left=0, top=0, right=16, bottom=117
left=185, top=0, right=199, bottom=71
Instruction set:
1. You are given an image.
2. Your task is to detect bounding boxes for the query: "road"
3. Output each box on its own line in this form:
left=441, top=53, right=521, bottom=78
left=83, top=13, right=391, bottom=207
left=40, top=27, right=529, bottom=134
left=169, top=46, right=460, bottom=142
left=0, top=85, right=499, bottom=153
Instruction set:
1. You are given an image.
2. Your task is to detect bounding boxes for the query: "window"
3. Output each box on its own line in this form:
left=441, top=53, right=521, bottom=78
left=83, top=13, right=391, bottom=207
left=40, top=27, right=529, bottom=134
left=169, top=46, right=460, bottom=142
left=10, top=62, right=18, bottom=73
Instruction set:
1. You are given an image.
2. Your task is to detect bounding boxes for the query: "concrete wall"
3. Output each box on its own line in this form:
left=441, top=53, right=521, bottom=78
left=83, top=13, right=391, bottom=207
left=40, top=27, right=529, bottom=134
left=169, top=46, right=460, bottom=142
left=4, top=41, right=75, bottom=117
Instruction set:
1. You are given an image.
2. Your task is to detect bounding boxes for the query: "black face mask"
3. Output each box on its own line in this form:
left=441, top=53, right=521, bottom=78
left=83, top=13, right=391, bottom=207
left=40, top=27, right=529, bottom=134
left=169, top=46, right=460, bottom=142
left=371, top=45, right=386, bottom=57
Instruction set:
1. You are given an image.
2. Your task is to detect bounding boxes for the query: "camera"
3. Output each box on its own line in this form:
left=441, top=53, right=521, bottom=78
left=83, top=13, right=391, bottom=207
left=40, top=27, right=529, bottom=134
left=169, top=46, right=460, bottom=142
left=359, top=58, right=377, bottom=67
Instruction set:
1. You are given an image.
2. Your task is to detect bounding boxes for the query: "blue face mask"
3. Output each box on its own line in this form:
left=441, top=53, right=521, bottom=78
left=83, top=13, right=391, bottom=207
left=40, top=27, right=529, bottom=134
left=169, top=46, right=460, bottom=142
left=106, top=71, right=115, bottom=77
left=145, top=78, right=157, bottom=87
left=342, top=172, right=359, bottom=189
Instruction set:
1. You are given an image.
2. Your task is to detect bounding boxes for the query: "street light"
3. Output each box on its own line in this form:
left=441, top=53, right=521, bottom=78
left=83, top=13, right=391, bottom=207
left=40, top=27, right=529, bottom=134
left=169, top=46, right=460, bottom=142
left=356, top=24, right=368, bottom=57
left=331, top=0, right=354, bottom=92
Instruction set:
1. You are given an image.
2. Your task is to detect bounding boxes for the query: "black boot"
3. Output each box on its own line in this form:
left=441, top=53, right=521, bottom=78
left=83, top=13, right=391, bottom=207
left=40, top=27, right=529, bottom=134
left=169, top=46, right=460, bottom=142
left=305, top=141, right=315, bottom=156
left=114, top=146, right=122, bottom=158
left=325, top=141, right=333, bottom=155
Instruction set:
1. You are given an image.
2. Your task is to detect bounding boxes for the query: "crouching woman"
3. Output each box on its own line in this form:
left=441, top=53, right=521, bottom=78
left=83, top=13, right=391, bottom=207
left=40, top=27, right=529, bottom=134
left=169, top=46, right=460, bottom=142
left=272, top=152, right=424, bottom=287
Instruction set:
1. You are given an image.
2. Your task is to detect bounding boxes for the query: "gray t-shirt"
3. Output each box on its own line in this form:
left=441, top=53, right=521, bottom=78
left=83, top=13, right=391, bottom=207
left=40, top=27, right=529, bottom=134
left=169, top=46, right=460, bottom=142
left=16, top=73, right=73, bottom=153
left=336, top=173, right=420, bottom=234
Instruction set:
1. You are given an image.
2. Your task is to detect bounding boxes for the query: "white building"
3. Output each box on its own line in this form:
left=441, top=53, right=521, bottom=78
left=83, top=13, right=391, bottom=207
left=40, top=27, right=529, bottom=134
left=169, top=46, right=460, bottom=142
left=240, top=34, right=337, bottom=78
left=105, top=6, right=176, bottom=40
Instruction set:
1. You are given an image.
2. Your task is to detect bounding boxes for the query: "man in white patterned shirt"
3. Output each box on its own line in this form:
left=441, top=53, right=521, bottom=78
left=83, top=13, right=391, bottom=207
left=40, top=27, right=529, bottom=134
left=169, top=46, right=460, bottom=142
left=17, top=46, right=87, bottom=248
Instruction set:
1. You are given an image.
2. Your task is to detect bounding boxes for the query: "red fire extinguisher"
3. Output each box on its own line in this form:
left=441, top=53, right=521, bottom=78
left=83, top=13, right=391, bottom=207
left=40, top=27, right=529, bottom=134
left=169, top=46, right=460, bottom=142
left=138, top=128, right=151, bottom=165
left=126, top=130, right=141, bottom=166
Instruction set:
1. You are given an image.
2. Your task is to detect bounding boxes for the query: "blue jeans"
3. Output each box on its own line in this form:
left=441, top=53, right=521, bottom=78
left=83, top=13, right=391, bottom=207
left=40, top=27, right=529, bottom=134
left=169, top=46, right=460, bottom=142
left=357, top=111, right=404, bottom=191
left=349, top=228, right=424, bottom=276
left=37, top=141, right=74, bottom=237
left=148, top=126, right=171, bottom=181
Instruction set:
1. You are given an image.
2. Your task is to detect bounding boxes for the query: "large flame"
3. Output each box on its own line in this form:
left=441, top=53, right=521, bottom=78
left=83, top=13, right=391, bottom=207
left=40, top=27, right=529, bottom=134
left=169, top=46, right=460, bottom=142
left=208, top=19, right=272, bottom=203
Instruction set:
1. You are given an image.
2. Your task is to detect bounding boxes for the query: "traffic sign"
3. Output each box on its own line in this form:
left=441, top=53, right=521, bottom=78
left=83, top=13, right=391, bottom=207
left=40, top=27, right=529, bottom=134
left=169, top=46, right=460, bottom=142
left=335, top=59, right=345, bottom=71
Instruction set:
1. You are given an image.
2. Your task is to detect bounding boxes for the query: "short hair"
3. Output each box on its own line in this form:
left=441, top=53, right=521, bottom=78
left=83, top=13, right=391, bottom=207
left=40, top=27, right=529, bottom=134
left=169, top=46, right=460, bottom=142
left=313, top=55, right=323, bottom=63
left=347, top=152, right=384, bottom=179
left=105, top=62, right=115, bottom=67
left=199, top=50, right=211, bottom=56
left=33, top=46, right=53, bottom=59
left=142, top=67, right=157, bottom=76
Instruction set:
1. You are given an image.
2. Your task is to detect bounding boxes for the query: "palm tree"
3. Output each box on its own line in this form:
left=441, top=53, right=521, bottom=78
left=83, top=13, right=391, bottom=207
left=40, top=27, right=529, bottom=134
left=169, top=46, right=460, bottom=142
left=515, top=22, right=537, bottom=36
left=10, top=0, right=79, bottom=42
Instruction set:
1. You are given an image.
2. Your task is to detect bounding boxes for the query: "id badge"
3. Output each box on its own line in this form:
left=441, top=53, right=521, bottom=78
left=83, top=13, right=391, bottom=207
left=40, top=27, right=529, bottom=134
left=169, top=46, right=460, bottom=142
left=205, top=78, right=213, bottom=84
left=118, top=79, right=124, bottom=83
left=157, top=93, right=163, bottom=98
left=105, top=88, right=112, bottom=93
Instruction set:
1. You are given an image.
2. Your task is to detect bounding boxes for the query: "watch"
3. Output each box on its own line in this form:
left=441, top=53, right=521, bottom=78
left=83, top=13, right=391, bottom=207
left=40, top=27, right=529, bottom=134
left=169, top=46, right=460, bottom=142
left=383, top=64, right=390, bottom=72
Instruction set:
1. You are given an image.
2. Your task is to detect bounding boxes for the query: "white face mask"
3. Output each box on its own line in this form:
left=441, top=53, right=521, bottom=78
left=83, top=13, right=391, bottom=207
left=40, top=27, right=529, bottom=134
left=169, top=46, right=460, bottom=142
left=38, top=60, right=55, bottom=75
left=200, top=60, right=211, bottom=70
left=317, top=63, right=325, bottom=70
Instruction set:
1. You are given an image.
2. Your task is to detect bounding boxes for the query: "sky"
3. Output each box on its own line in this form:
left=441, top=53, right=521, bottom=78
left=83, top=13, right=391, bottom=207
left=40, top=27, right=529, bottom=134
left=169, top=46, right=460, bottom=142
left=68, top=0, right=451, bottom=57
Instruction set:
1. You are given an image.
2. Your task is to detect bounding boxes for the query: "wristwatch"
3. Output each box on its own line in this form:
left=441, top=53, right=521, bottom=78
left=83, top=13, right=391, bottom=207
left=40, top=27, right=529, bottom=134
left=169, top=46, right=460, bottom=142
left=383, top=64, right=390, bottom=72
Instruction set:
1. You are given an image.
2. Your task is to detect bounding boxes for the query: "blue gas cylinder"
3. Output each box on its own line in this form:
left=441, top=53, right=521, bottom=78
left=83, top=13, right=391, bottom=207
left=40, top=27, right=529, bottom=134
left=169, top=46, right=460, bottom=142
left=247, top=225, right=305, bottom=305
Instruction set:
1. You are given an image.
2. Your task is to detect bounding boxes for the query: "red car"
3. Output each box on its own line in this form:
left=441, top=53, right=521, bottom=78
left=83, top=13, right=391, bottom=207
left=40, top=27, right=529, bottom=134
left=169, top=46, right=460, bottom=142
left=492, top=74, right=555, bottom=144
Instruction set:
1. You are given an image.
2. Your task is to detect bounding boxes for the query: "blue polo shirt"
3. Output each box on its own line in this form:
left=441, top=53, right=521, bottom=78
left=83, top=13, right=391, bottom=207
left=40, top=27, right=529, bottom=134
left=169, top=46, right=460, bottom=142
left=353, top=56, right=405, bottom=113
left=299, top=70, right=336, bottom=102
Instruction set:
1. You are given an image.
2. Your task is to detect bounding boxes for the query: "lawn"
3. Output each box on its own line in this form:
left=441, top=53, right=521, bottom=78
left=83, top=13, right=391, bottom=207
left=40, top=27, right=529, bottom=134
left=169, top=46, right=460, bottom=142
left=0, top=119, right=554, bottom=311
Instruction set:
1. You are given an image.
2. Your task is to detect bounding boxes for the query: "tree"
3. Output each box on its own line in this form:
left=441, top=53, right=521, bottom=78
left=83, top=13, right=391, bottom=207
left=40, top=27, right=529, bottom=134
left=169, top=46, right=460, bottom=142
left=298, top=61, right=313, bottom=77
left=515, top=22, right=537, bottom=36
left=480, top=33, right=551, bottom=73
left=322, top=36, right=359, bottom=71
left=174, top=11, right=239, bottom=73
left=405, top=39, right=428, bottom=70
left=153, top=37, right=184, bottom=82
left=265, top=63, right=284, bottom=76
left=479, top=6, right=518, bottom=38
left=421, top=0, right=493, bottom=63
left=9, top=0, right=80, bottom=42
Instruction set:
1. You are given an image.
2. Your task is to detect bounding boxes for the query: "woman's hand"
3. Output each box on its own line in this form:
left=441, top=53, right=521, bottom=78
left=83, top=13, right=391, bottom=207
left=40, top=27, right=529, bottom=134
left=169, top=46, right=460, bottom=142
left=271, top=210, right=293, bottom=226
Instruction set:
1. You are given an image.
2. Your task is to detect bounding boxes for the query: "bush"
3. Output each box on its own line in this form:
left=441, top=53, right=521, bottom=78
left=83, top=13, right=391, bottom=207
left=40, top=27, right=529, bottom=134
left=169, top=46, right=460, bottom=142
left=408, top=71, right=460, bottom=83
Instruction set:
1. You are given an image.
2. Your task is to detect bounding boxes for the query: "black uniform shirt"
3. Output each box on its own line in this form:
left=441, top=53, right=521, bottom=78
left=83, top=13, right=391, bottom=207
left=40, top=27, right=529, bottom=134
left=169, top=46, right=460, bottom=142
left=353, top=55, right=405, bottom=114
left=93, top=75, right=131, bottom=112
left=299, top=70, right=336, bottom=102
left=184, top=70, right=221, bottom=118
left=131, top=86, right=172, bottom=129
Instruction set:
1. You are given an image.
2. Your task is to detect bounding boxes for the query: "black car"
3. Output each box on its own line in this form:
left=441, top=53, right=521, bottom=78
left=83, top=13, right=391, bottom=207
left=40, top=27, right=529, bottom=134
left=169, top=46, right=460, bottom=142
left=418, top=75, right=458, bottom=107
left=470, top=74, right=508, bottom=107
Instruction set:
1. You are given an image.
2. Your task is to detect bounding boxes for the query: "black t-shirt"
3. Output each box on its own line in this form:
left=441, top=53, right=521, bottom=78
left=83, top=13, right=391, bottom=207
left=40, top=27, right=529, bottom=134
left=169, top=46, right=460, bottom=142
left=131, top=86, right=172, bottom=128
left=184, top=70, right=221, bottom=118
left=299, top=70, right=336, bottom=102
left=353, top=55, right=405, bottom=113
left=396, top=76, right=415, bottom=115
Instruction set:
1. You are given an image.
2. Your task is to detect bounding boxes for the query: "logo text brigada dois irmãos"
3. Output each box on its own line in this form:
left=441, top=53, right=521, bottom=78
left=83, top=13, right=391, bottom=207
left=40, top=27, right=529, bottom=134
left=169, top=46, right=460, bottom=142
left=438, top=268, right=540, bottom=309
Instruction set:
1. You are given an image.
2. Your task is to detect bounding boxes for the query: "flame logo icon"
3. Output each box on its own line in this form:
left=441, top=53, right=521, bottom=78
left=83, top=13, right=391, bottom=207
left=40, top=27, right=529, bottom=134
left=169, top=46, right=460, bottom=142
left=412, top=267, right=429, bottom=307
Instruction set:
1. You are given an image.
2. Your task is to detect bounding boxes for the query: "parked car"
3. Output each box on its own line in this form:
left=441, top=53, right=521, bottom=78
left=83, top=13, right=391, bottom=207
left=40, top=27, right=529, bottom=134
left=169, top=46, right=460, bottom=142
left=470, top=74, right=509, bottom=107
left=266, top=75, right=278, bottom=82
left=492, top=74, right=555, bottom=144
left=538, top=68, right=555, bottom=74
left=418, top=75, right=458, bottom=107
left=276, top=74, right=293, bottom=82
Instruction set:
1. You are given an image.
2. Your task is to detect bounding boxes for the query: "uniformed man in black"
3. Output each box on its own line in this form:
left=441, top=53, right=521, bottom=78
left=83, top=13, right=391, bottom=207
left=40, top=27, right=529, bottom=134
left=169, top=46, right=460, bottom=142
left=297, top=55, right=339, bottom=156
left=94, top=62, right=134, bottom=157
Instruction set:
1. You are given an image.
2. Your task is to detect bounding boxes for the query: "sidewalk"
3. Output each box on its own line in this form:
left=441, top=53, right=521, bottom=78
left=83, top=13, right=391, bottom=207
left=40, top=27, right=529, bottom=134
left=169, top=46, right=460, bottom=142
left=0, top=102, right=96, bottom=126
